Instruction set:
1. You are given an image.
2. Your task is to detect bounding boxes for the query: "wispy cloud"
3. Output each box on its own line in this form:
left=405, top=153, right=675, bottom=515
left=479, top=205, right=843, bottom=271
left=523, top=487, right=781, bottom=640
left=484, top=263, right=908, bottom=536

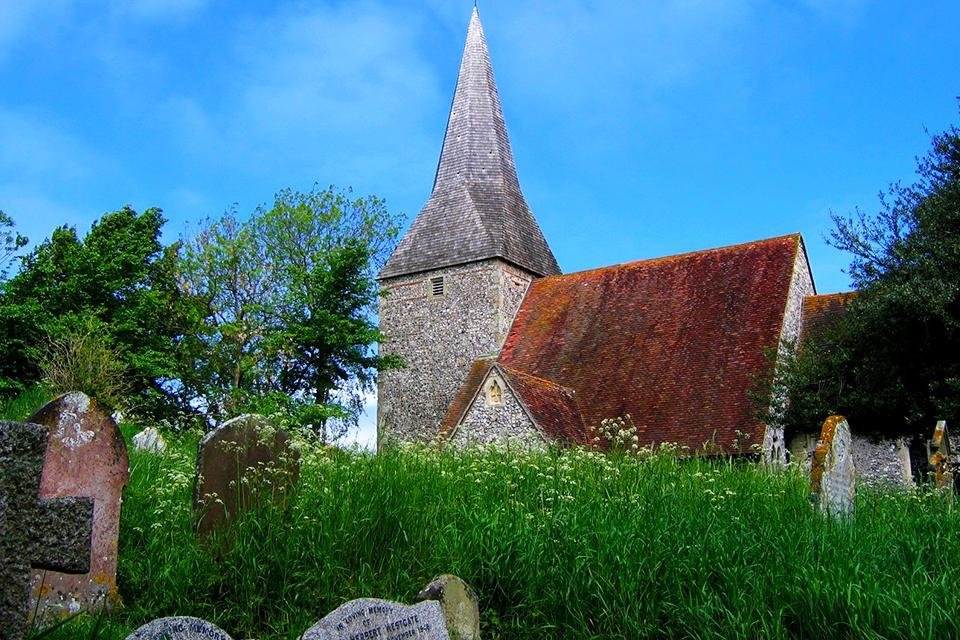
left=798, top=0, right=868, bottom=26
left=110, top=0, right=210, bottom=21
left=0, top=1, right=72, bottom=61
left=0, top=108, right=107, bottom=183
left=157, top=1, right=443, bottom=198
left=0, top=106, right=112, bottom=247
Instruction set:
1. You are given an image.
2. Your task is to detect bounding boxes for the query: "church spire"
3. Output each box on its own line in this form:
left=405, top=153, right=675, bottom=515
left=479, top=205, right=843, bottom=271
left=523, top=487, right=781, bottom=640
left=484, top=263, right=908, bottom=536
left=379, top=6, right=560, bottom=280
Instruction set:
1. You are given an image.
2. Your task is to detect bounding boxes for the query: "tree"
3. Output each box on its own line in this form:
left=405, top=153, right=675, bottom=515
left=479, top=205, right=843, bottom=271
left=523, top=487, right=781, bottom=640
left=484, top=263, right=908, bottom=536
left=0, top=207, right=190, bottom=415
left=178, top=186, right=402, bottom=440
left=0, top=211, right=28, bottom=279
left=772, top=115, right=960, bottom=436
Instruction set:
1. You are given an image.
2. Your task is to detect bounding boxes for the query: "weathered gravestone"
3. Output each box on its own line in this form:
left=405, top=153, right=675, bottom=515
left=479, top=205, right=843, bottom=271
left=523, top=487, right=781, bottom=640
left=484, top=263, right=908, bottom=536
left=301, top=598, right=450, bottom=640
left=929, top=420, right=954, bottom=490
left=415, top=575, right=480, bottom=640
left=810, top=415, right=856, bottom=517
left=125, top=616, right=233, bottom=640
left=132, top=426, right=167, bottom=453
left=194, top=414, right=300, bottom=536
left=27, top=392, right=130, bottom=619
left=0, top=420, right=94, bottom=640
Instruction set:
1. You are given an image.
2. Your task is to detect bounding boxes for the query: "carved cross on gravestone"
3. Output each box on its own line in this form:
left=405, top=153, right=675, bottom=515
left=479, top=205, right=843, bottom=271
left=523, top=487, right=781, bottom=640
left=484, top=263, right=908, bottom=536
left=0, top=420, right=94, bottom=640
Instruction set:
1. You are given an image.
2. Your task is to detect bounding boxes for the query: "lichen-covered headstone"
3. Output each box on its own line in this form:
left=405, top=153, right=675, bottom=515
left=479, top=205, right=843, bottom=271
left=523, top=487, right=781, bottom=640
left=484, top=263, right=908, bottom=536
left=0, top=420, right=94, bottom=640
left=125, top=616, right=233, bottom=639
left=810, top=415, right=856, bottom=517
left=27, top=392, right=130, bottom=619
left=929, top=420, right=954, bottom=490
left=132, top=427, right=167, bottom=453
left=415, top=575, right=480, bottom=640
left=194, top=414, right=300, bottom=537
left=301, top=598, right=450, bottom=640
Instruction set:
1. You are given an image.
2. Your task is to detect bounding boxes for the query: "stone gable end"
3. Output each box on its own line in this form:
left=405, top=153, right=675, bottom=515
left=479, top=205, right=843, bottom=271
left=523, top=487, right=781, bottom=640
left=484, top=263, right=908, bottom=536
left=450, top=368, right=545, bottom=448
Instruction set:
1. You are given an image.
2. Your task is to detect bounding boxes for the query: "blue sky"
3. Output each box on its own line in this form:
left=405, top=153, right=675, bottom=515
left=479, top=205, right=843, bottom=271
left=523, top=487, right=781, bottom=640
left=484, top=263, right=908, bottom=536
left=2, top=1, right=958, bottom=445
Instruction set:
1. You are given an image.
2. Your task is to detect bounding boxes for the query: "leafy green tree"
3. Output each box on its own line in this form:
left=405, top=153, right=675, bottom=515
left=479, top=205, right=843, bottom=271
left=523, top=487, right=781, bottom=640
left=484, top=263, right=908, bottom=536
left=0, top=207, right=189, bottom=415
left=179, top=186, right=401, bottom=440
left=774, top=115, right=960, bottom=436
left=0, top=210, right=28, bottom=279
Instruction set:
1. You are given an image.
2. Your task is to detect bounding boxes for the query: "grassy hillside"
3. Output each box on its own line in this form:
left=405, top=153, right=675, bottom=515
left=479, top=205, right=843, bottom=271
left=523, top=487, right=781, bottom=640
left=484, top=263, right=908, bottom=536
left=22, top=424, right=960, bottom=640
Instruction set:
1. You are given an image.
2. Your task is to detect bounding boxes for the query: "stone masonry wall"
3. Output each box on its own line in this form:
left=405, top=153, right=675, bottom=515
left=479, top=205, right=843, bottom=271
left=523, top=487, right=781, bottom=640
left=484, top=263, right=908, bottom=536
left=763, top=244, right=816, bottom=462
left=378, top=259, right=533, bottom=445
left=450, top=371, right=546, bottom=448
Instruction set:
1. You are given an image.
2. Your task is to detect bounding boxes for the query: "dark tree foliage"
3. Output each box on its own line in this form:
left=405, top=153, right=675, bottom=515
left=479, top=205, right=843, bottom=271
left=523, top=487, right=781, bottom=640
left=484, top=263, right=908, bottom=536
left=774, top=115, right=960, bottom=436
left=0, top=207, right=190, bottom=415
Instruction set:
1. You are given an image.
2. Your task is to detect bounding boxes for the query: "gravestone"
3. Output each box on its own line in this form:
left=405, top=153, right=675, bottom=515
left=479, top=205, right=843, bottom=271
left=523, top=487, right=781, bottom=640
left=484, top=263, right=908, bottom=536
left=810, top=415, right=856, bottom=517
left=929, top=420, right=954, bottom=490
left=27, top=392, right=130, bottom=619
left=132, top=426, right=167, bottom=453
left=194, top=414, right=300, bottom=536
left=0, top=420, right=94, bottom=640
left=415, top=575, right=480, bottom=640
left=301, top=598, right=450, bottom=640
left=125, top=616, right=233, bottom=639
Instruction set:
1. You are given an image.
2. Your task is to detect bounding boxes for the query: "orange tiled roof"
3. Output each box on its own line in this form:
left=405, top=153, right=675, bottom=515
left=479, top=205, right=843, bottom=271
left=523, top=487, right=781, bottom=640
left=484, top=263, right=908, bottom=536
left=497, top=234, right=805, bottom=452
left=499, top=366, right=587, bottom=444
left=801, top=292, right=856, bottom=342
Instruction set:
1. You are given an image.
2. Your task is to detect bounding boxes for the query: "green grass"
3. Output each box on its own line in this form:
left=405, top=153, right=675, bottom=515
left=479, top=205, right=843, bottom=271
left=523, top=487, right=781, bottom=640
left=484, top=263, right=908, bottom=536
left=31, top=434, right=960, bottom=639
left=0, top=385, right=53, bottom=421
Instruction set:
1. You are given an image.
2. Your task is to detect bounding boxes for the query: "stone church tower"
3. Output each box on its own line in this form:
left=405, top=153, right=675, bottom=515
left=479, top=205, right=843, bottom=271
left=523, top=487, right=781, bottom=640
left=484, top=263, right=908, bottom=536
left=377, top=7, right=560, bottom=445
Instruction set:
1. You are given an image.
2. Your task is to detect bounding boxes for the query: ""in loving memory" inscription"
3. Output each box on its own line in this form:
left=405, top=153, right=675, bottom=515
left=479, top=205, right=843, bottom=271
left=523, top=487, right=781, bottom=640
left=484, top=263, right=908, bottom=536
left=301, top=598, right=449, bottom=640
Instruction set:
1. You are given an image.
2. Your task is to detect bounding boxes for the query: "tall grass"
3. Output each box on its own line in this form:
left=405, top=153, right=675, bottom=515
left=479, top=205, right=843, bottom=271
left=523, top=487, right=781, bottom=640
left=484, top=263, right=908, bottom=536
left=0, top=385, right=52, bottom=421
left=41, top=438, right=960, bottom=639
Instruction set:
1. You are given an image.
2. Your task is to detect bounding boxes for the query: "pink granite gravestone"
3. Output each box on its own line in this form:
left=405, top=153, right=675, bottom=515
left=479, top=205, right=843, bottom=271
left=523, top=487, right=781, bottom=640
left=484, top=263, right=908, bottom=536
left=28, top=392, right=130, bottom=618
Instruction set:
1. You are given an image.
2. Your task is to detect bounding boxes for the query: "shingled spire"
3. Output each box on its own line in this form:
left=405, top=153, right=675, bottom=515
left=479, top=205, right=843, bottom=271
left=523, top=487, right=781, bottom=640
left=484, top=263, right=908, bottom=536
left=379, top=6, right=560, bottom=280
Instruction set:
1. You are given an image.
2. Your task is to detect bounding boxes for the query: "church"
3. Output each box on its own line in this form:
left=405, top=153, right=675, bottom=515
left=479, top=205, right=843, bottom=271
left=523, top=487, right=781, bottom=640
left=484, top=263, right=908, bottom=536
left=376, top=7, right=846, bottom=460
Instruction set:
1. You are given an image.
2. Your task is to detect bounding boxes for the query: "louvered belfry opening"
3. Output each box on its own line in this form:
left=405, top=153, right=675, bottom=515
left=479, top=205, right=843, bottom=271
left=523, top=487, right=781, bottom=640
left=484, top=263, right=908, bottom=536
left=429, top=276, right=445, bottom=297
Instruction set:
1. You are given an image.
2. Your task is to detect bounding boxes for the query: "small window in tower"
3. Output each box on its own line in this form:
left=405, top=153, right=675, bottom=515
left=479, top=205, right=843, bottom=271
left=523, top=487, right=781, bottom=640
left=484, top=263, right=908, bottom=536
left=486, top=379, right=503, bottom=406
left=429, top=275, right=446, bottom=297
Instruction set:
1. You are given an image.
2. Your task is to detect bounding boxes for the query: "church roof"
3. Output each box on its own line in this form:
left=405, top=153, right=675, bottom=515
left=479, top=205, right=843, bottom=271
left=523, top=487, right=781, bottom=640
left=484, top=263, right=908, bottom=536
left=492, top=234, right=806, bottom=452
left=379, top=7, right=560, bottom=280
left=500, top=367, right=587, bottom=444
left=801, top=292, right=857, bottom=342
left=438, top=359, right=587, bottom=444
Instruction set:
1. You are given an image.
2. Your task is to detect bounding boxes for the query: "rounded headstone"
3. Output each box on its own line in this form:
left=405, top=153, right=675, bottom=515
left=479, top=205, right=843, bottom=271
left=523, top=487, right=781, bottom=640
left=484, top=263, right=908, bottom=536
left=415, top=575, right=480, bottom=640
left=194, top=414, right=300, bottom=537
left=125, top=616, right=233, bottom=640
left=300, top=598, right=449, bottom=640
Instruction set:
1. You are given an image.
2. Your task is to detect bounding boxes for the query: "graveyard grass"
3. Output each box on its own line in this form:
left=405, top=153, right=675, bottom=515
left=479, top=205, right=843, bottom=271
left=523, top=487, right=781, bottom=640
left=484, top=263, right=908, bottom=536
left=4, top=398, right=957, bottom=639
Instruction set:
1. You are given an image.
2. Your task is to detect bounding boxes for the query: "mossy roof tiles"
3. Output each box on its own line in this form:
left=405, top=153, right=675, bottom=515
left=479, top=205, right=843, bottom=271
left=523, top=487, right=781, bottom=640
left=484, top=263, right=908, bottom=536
left=495, top=234, right=805, bottom=452
left=801, top=292, right=857, bottom=343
